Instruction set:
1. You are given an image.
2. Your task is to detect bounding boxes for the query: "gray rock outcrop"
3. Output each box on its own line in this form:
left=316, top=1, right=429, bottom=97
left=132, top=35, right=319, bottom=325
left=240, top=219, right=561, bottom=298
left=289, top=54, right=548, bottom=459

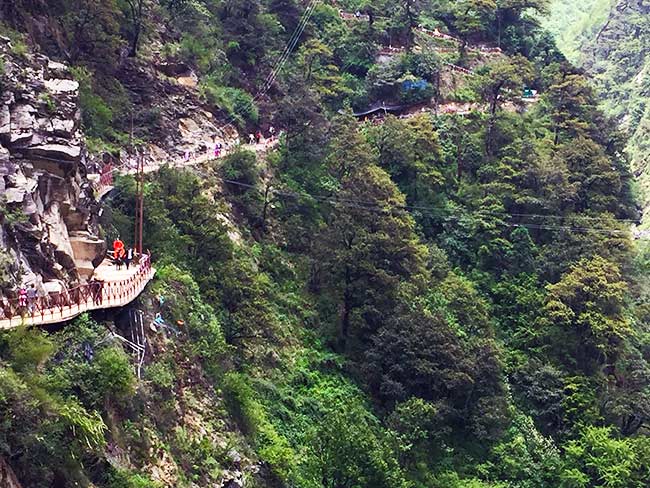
left=0, top=36, right=105, bottom=296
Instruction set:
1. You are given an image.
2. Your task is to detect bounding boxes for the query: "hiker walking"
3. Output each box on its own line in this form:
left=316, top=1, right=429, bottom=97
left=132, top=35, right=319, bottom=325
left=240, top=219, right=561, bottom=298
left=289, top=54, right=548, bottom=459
left=113, top=237, right=126, bottom=271
left=125, top=247, right=134, bottom=270
left=0, top=295, right=10, bottom=319
left=18, top=285, right=27, bottom=314
left=26, top=284, right=37, bottom=314
left=90, top=279, right=104, bottom=305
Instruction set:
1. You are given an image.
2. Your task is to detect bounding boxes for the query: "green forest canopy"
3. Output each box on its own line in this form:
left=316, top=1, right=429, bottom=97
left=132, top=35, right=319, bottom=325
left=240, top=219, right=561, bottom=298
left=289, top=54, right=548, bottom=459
left=1, top=1, right=650, bottom=487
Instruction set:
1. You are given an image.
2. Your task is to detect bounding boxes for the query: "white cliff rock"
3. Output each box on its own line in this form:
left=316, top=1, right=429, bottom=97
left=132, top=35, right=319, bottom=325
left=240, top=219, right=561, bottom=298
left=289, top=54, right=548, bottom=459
left=4, top=187, right=27, bottom=204
left=44, top=117, right=76, bottom=137
left=46, top=61, right=72, bottom=79
left=27, top=143, right=82, bottom=160
left=44, top=78, right=79, bottom=94
left=0, top=38, right=105, bottom=295
left=0, top=105, right=10, bottom=137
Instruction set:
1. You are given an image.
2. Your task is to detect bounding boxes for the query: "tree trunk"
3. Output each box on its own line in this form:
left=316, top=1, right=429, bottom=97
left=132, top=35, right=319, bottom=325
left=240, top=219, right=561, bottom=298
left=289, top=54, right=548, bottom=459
left=456, top=137, right=463, bottom=182
left=339, top=266, right=352, bottom=351
left=405, top=1, right=415, bottom=48
left=0, top=457, right=23, bottom=488
left=486, top=86, right=502, bottom=155
left=496, top=10, right=502, bottom=48
left=261, top=185, right=272, bottom=231
left=128, top=27, right=140, bottom=57
left=486, top=109, right=496, bottom=155
left=127, top=0, right=143, bottom=58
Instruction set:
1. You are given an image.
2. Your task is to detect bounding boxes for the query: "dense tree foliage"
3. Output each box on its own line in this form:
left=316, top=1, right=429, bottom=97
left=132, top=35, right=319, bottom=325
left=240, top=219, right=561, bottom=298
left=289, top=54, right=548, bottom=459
left=2, top=0, right=650, bottom=487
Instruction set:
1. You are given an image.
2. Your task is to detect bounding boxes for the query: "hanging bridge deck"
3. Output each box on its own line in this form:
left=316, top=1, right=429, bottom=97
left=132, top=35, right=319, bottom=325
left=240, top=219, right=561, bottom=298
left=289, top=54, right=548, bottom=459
left=0, top=256, right=155, bottom=330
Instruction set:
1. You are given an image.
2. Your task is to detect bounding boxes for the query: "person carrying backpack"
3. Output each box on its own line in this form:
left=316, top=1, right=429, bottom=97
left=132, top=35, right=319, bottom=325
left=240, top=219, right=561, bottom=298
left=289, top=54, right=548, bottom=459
left=125, top=247, right=134, bottom=270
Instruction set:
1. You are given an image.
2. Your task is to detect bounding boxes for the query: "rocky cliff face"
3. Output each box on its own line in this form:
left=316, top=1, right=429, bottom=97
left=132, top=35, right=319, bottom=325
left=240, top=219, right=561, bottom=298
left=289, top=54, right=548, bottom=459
left=0, top=36, right=104, bottom=297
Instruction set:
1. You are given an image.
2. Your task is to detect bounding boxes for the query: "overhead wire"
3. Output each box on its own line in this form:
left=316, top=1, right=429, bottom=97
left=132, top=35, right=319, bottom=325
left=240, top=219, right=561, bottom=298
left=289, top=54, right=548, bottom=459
left=215, top=0, right=321, bottom=133
left=257, top=0, right=320, bottom=95
left=97, top=147, right=637, bottom=235
left=261, top=0, right=319, bottom=87
left=92, top=7, right=633, bottom=238
left=176, top=163, right=633, bottom=236
left=206, top=170, right=634, bottom=228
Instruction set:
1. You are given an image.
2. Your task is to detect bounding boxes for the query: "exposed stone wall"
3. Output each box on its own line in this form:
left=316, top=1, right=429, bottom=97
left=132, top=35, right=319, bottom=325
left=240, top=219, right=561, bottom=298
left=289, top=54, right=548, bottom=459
left=0, top=36, right=105, bottom=297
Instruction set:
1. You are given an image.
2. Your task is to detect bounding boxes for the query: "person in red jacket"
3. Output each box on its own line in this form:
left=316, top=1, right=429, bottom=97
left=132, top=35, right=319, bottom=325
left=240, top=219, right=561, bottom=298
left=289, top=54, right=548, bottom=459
left=113, top=237, right=126, bottom=261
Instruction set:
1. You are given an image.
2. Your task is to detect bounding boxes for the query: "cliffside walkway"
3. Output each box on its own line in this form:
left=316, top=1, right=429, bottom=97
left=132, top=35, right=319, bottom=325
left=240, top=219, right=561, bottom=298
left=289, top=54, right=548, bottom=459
left=339, top=10, right=370, bottom=21
left=416, top=27, right=503, bottom=54
left=96, top=139, right=278, bottom=199
left=443, top=62, right=475, bottom=75
left=0, top=255, right=155, bottom=330
left=377, top=44, right=476, bottom=76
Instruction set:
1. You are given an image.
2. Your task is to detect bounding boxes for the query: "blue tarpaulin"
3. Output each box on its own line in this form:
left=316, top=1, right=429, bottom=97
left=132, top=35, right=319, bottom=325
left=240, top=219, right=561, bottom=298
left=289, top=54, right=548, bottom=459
left=402, top=79, right=429, bottom=91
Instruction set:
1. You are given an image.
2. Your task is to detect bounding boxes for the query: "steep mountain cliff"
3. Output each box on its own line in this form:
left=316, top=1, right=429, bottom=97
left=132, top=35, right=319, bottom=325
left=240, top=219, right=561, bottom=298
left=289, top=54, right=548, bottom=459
left=0, top=35, right=104, bottom=296
left=0, top=18, right=237, bottom=297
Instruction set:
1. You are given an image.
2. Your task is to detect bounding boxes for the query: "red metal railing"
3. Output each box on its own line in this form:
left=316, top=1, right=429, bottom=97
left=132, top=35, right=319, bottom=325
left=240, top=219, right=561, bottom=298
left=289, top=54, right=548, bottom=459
left=378, top=46, right=406, bottom=56
left=340, top=11, right=369, bottom=21
left=443, top=62, right=474, bottom=75
left=416, top=27, right=502, bottom=55
left=0, top=254, right=153, bottom=328
left=100, top=163, right=114, bottom=187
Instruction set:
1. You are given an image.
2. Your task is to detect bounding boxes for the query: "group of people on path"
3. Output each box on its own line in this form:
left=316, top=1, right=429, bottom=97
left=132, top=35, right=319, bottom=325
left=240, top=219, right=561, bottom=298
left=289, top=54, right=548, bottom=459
left=248, top=126, right=276, bottom=146
left=112, top=237, right=135, bottom=270
left=1, top=275, right=108, bottom=320
left=0, top=237, right=145, bottom=321
left=0, top=284, right=46, bottom=319
left=182, top=126, right=277, bottom=163
left=1, top=282, right=73, bottom=319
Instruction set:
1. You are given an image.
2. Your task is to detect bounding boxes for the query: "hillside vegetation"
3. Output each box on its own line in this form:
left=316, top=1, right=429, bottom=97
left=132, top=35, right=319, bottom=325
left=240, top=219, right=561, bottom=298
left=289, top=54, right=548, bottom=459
left=543, top=0, right=611, bottom=62
left=547, top=0, right=650, bottom=224
left=2, top=1, right=650, bottom=487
